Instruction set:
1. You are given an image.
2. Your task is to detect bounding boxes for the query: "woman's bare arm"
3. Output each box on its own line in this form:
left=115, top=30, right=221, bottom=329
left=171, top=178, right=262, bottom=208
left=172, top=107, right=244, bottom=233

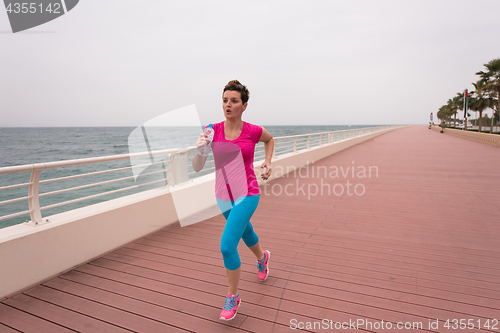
left=259, top=127, right=274, bottom=180
left=192, top=132, right=209, bottom=172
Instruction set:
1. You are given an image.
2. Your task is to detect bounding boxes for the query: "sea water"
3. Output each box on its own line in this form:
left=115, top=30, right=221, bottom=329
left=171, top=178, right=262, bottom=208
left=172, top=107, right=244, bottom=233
left=0, top=125, right=376, bottom=229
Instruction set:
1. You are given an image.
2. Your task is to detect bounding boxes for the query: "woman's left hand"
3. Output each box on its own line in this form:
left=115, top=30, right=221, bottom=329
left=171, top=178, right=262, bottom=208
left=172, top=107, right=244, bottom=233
left=260, top=161, right=272, bottom=180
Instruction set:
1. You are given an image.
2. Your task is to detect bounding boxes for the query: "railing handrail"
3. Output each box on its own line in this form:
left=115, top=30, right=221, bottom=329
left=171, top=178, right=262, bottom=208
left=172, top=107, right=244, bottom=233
left=0, top=126, right=396, bottom=226
left=0, top=148, right=179, bottom=175
left=0, top=128, right=385, bottom=175
left=273, top=128, right=372, bottom=140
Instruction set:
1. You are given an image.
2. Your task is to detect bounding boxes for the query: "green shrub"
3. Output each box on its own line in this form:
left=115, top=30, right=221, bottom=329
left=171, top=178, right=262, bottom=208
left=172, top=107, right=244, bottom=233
left=466, top=129, right=479, bottom=132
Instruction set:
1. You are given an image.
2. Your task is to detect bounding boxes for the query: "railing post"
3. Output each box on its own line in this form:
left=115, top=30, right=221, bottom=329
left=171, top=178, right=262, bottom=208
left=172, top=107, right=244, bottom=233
left=26, top=164, right=45, bottom=226
left=328, top=133, right=333, bottom=143
left=165, top=152, right=176, bottom=186
left=307, top=135, right=311, bottom=149
left=167, top=150, right=189, bottom=186
left=319, top=134, right=323, bottom=146
left=293, top=137, right=298, bottom=153
left=272, top=139, right=277, bottom=159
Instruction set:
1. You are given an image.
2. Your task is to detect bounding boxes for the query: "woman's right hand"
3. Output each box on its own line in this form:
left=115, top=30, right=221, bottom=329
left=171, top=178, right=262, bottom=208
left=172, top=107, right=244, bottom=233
left=196, top=132, right=209, bottom=149
left=193, top=132, right=209, bottom=171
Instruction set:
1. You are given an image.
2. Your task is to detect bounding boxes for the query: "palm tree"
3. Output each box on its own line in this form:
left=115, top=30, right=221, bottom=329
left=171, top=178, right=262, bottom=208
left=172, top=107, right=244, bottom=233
left=476, top=58, right=500, bottom=121
left=493, top=102, right=499, bottom=132
left=455, top=92, right=465, bottom=128
left=437, top=106, right=446, bottom=125
left=448, top=96, right=461, bottom=127
left=446, top=101, right=455, bottom=126
left=445, top=100, right=453, bottom=126
left=469, top=81, right=494, bottom=132
left=437, top=104, right=453, bottom=128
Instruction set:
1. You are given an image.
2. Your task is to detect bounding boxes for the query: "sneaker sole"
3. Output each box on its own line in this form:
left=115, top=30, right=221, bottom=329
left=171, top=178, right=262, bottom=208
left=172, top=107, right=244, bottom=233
left=259, top=250, right=271, bottom=282
left=219, top=300, right=241, bottom=321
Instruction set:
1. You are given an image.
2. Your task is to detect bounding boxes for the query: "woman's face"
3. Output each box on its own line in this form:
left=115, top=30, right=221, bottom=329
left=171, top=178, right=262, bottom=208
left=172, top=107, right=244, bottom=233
left=222, top=90, right=247, bottom=119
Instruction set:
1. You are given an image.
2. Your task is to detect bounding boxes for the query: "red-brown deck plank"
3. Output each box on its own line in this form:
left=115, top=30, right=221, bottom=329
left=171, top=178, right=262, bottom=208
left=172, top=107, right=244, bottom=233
left=72, top=260, right=418, bottom=333
left=124, top=237, right=500, bottom=305
left=135, top=226, right=498, bottom=298
left=2, top=294, right=129, bottom=332
left=36, top=278, right=235, bottom=333
left=0, top=323, right=20, bottom=333
left=2, top=126, right=500, bottom=332
left=155, top=225, right=500, bottom=275
left=97, top=247, right=496, bottom=326
left=0, top=303, right=73, bottom=333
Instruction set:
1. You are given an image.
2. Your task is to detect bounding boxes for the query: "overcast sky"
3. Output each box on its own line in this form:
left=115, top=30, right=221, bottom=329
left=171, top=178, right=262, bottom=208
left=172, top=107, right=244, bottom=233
left=1, top=0, right=499, bottom=127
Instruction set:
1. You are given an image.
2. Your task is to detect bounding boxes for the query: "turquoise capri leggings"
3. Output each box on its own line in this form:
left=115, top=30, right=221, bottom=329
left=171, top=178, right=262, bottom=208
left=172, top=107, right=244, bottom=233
left=216, top=195, right=260, bottom=270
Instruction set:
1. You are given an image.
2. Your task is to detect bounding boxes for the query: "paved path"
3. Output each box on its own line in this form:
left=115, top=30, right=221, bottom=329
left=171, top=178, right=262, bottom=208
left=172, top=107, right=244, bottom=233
left=1, top=126, right=499, bottom=332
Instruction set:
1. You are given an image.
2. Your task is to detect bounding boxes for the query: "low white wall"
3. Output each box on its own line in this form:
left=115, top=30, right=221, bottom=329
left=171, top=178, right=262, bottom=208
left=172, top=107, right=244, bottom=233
left=443, top=127, right=500, bottom=147
left=431, top=125, right=500, bottom=147
left=0, top=126, right=401, bottom=299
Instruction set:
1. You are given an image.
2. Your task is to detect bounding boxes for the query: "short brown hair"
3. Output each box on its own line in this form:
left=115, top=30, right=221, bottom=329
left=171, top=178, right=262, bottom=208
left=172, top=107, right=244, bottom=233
left=223, top=80, right=250, bottom=104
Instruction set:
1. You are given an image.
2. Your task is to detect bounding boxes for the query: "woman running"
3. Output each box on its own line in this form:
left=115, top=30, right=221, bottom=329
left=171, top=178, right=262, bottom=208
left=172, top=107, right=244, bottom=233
left=192, top=80, right=274, bottom=321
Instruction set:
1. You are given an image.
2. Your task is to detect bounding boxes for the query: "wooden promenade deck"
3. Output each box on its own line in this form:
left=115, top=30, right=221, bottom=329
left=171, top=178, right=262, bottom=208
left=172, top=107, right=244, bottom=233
left=1, top=125, right=499, bottom=332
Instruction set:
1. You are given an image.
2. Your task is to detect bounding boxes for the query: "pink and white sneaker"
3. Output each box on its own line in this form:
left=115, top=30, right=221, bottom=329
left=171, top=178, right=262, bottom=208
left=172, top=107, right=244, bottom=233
left=257, top=250, right=271, bottom=281
left=219, top=293, right=241, bottom=321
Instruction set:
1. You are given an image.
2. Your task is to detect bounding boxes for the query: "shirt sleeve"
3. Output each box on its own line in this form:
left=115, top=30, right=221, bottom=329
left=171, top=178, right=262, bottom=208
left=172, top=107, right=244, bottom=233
left=212, top=122, right=221, bottom=142
left=251, top=123, right=263, bottom=144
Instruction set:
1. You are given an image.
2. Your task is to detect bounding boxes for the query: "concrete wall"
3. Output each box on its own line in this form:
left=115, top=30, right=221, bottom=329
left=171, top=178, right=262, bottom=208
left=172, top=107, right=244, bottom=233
left=430, top=125, right=500, bottom=147
left=0, top=126, right=401, bottom=299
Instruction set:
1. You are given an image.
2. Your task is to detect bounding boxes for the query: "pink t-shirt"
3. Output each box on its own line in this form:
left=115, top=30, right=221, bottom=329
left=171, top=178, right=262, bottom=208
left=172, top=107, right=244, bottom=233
left=211, top=121, right=263, bottom=201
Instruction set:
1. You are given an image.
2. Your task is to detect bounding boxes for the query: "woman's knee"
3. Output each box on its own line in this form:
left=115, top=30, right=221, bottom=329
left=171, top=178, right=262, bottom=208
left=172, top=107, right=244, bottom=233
left=220, top=242, right=241, bottom=270
left=220, top=240, right=236, bottom=257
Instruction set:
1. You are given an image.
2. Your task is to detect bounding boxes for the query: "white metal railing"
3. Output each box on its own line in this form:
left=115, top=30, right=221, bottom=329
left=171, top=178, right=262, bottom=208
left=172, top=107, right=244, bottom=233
left=0, top=149, right=178, bottom=226
left=0, top=126, right=395, bottom=227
